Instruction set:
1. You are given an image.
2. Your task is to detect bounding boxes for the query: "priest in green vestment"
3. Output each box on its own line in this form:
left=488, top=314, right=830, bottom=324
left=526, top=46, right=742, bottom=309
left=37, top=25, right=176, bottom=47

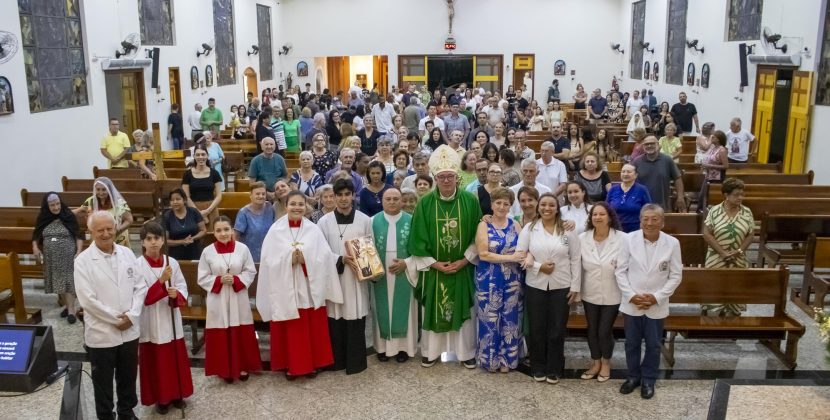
left=408, top=145, right=482, bottom=368
left=371, top=188, right=418, bottom=363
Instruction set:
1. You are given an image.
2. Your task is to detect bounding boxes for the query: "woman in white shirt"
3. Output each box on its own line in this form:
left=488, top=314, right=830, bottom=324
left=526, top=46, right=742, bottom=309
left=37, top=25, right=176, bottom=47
left=517, top=193, right=581, bottom=384
left=561, top=181, right=592, bottom=235
left=578, top=202, right=623, bottom=383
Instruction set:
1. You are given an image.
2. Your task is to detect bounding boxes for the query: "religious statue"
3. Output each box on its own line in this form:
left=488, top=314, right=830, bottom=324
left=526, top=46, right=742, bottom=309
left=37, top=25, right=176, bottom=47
left=447, top=0, right=455, bottom=34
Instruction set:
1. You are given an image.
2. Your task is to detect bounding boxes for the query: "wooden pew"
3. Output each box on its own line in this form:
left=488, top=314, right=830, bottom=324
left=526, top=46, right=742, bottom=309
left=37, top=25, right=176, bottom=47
left=0, top=207, right=88, bottom=279
left=791, top=234, right=830, bottom=317
left=0, top=253, right=41, bottom=323
left=21, top=190, right=159, bottom=221
left=684, top=171, right=814, bottom=196
left=567, top=266, right=803, bottom=369
left=62, top=177, right=156, bottom=194
left=740, top=198, right=830, bottom=223
left=707, top=184, right=830, bottom=206
left=675, top=234, right=707, bottom=266
left=678, top=162, right=782, bottom=174
left=177, top=260, right=261, bottom=354
left=757, top=214, right=830, bottom=267
left=663, top=213, right=701, bottom=234
left=93, top=167, right=187, bottom=180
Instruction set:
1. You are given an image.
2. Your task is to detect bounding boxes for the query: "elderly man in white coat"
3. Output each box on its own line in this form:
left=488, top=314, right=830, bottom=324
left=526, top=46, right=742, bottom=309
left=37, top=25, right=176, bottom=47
left=75, top=211, right=147, bottom=420
left=614, top=204, right=682, bottom=400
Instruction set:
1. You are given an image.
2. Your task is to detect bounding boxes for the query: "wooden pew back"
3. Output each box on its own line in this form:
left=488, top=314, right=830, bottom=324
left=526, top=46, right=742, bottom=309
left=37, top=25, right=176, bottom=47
left=684, top=171, right=814, bottom=194
left=21, top=190, right=158, bottom=219
left=806, top=234, right=830, bottom=271
left=0, top=252, right=38, bottom=323
left=674, top=234, right=707, bottom=266
left=743, top=199, right=830, bottom=222
left=707, top=184, right=830, bottom=205
left=62, top=177, right=156, bottom=193
left=672, top=267, right=787, bottom=308
left=663, top=213, right=701, bottom=234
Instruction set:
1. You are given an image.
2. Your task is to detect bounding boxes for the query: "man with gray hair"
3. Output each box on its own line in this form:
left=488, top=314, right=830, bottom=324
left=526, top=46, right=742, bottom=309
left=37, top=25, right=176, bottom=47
left=509, top=158, right=552, bottom=216
left=447, top=129, right=466, bottom=158
left=726, top=117, right=756, bottom=163
left=188, top=103, right=203, bottom=138
left=615, top=204, right=682, bottom=399
left=324, top=147, right=363, bottom=191
left=75, top=211, right=147, bottom=419
left=535, top=141, right=568, bottom=197
left=401, top=152, right=431, bottom=191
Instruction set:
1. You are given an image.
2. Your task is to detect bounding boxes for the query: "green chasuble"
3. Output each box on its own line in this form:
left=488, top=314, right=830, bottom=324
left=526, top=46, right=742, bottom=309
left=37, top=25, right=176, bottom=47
left=408, top=189, right=482, bottom=333
left=372, top=212, right=413, bottom=339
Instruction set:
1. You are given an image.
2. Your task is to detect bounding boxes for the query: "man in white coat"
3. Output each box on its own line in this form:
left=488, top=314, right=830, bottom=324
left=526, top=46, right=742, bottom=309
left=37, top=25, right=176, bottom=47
left=615, top=204, right=682, bottom=400
left=75, top=211, right=147, bottom=420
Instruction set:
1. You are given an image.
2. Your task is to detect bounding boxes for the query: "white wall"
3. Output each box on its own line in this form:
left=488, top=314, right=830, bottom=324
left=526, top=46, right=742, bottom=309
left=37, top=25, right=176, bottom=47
left=0, top=0, right=281, bottom=206
left=619, top=0, right=826, bottom=181
left=276, top=0, right=625, bottom=102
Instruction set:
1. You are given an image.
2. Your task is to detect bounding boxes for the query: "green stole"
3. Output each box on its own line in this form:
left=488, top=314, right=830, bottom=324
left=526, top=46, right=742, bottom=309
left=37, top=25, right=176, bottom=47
left=372, top=212, right=413, bottom=339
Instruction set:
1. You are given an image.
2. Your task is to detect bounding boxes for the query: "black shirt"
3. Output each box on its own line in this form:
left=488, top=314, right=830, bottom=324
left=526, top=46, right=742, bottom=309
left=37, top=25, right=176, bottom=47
left=358, top=128, right=381, bottom=156
left=162, top=207, right=204, bottom=260
left=167, top=112, right=184, bottom=138
left=549, top=136, right=571, bottom=153
left=670, top=102, right=697, bottom=133
left=478, top=185, right=493, bottom=216
left=182, top=168, right=222, bottom=202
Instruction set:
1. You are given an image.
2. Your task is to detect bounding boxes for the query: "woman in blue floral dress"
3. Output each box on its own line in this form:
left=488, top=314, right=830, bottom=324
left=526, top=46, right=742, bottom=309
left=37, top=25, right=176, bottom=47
left=474, top=188, right=525, bottom=372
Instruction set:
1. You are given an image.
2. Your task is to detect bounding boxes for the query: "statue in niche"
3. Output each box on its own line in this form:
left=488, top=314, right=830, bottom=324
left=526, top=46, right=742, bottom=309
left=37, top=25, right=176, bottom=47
left=446, top=0, right=455, bottom=34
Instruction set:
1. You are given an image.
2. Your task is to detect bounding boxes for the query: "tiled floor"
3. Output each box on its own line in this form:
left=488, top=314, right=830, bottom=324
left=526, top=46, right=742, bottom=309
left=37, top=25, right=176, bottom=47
left=3, top=254, right=830, bottom=418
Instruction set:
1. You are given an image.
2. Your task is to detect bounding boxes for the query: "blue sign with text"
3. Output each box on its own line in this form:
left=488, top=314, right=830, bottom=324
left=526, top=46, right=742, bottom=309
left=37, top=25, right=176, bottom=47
left=0, top=329, right=35, bottom=372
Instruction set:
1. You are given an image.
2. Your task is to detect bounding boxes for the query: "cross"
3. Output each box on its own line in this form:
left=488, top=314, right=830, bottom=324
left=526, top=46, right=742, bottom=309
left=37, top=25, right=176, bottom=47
left=126, top=128, right=185, bottom=180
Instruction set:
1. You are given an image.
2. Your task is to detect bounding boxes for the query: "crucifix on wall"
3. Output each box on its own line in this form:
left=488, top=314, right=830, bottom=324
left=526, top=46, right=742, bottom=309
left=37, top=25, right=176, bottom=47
left=447, top=0, right=455, bottom=34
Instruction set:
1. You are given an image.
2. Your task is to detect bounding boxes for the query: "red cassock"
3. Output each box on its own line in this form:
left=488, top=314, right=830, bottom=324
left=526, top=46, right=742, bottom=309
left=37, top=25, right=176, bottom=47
left=257, top=218, right=344, bottom=376
left=137, top=255, right=193, bottom=406
left=198, top=241, right=262, bottom=380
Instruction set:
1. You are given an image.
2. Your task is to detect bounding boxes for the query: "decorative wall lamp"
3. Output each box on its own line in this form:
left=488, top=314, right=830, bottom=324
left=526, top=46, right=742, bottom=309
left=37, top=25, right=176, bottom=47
left=247, top=45, right=259, bottom=56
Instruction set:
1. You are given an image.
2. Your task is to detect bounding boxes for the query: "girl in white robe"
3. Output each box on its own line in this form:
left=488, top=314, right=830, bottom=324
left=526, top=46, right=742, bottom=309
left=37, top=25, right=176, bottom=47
left=257, top=191, right=343, bottom=378
left=136, top=222, right=193, bottom=413
left=197, top=216, right=261, bottom=383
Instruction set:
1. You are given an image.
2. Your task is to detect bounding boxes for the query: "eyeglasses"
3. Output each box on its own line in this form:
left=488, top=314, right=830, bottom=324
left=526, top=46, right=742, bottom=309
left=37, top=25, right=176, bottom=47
left=488, top=171, right=503, bottom=175
left=435, top=174, right=457, bottom=182
left=643, top=142, right=658, bottom=147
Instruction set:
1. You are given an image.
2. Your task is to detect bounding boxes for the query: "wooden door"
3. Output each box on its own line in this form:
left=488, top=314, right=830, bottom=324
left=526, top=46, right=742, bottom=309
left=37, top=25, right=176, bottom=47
left=752, top=67, right=777, bottom=163
left=784, top=71, right=813, bottom=173
left=327, top=56, right=350, bottom=104
left=513, top=54, right=534, bottom=98
left=120, top=72, right=147, bottom=144
left=168, top=67, right=181, bottom=106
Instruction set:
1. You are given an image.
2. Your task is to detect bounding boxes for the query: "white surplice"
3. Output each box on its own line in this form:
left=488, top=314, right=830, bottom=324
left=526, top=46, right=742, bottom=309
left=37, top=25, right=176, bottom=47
left=318, top=210, right=373, bottom=320
left=256, top=216, right=343, bottom=322
left=410, top=243, right=479, bottom=361
left=372, top=212, right=419, bottom=357
left=197, top=243, right=258, bottom=329
left=136, top=256, right=188, bottom=344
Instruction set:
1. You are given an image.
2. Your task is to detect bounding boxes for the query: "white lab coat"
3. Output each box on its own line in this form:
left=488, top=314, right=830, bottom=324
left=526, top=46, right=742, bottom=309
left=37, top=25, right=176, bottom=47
left=579, top=229, right=623, bottom=305
left=614, top=230, right=683, bottom=319
left=74, top=243, right=147, bottom=348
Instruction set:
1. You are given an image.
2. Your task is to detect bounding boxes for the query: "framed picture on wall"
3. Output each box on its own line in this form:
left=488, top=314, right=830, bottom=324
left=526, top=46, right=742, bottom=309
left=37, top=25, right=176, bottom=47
left=190, top=66, right=199, bottom=90
left=701, top=63, right=710, bottom=88
left=643, top=62, right=651, bottom=80
left=554, top=60, right=566, bottom=76
left=687, top=63, right=695, bottom=86
left=205, top=65, right=214, bottom=87
left=0, top=77, right=13, bottom=115
left=652, top=61, right=659, bottom=82
left=297, top=61, right=309, bottom=77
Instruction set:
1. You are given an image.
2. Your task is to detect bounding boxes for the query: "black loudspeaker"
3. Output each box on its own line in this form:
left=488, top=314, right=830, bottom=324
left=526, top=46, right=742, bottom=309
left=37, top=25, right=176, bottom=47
left=0, top=324, right=57, bottom=392
left=738, top=43, right=749, bottom=87
left=151, top=47, right=161, bottom=89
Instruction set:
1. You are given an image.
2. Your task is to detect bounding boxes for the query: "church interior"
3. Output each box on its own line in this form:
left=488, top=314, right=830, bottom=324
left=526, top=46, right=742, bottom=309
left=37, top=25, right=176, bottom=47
left=0, top=0, right=830, bottom=418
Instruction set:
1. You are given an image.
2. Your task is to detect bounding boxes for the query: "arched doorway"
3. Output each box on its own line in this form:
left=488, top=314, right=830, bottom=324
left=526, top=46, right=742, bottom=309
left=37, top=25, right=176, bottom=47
left=316, top=67, right=323, bottom=94
left=243, top=67, right=257, bottom=99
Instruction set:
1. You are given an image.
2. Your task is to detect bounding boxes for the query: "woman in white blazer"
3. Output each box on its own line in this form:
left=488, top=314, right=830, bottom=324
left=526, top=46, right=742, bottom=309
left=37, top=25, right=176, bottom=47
left=578, top=202, right=623, bottom=383
left=517, top=193, right=581, bottom=384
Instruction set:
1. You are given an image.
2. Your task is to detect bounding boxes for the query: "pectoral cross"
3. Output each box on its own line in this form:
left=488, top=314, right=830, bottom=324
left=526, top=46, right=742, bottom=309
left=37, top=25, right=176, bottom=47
left=129, top=145, right=185, bottom=180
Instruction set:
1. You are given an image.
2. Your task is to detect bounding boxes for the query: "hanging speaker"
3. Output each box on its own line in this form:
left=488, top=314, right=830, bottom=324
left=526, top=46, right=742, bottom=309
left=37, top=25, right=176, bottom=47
left=738, top=43, right=749, bottom=87
left=151, top=47, right=161, bottom=89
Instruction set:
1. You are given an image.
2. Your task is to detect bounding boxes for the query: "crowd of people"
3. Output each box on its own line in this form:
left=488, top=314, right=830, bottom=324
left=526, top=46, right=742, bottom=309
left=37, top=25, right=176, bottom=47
left=49, top=81, right=763, bottom=418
